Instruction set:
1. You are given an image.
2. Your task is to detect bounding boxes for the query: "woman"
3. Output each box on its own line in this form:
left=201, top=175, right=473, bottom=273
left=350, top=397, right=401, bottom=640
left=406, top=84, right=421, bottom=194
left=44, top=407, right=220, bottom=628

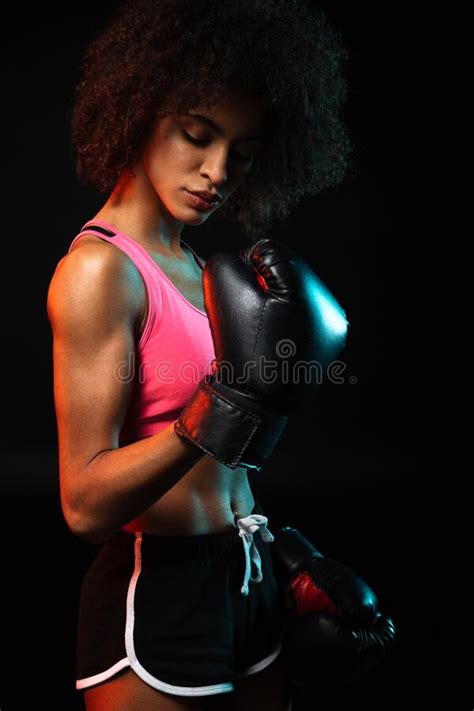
left=47, top=1, right=352, bottom=708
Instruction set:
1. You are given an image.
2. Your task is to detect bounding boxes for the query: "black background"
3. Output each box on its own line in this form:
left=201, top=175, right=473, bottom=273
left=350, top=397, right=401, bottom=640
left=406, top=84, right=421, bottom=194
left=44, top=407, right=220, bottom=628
left=3, top=3, right=446, bottom=709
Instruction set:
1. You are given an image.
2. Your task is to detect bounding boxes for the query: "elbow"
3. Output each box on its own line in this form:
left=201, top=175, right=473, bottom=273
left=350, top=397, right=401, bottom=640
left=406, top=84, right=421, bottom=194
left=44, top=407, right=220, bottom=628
left=65, top=506, right=110, bottom=545
left=61, top=474, right=113, bottom=544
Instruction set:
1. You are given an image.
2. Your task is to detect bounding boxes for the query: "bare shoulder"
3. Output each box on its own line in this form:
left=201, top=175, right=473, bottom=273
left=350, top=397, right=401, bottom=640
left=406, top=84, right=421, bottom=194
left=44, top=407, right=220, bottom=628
left=47, top=234, right=144, bottom=333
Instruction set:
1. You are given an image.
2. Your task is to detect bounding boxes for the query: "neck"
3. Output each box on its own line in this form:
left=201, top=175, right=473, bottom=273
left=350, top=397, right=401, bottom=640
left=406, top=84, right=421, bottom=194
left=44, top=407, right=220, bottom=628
left=94, top=160, right=186, bottom=258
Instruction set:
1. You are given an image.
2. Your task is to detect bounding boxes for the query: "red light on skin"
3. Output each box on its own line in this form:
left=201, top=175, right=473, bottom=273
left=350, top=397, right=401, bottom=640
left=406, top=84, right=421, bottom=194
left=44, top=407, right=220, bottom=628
left=255, top=270, right=269, bottom=292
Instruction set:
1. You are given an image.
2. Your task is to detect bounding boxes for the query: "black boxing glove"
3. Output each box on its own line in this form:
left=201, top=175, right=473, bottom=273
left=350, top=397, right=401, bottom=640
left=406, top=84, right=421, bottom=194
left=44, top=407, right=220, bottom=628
left=271, top=527, right=396, bottom=697
left=174, top=239, right=349, bottom=471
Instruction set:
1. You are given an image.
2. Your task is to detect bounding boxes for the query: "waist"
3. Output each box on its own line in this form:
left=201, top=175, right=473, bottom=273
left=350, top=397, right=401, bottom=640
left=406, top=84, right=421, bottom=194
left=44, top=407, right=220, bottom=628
left=118, top=497, right=266, bottom=560
left=122, top=470, right=255, bottom=536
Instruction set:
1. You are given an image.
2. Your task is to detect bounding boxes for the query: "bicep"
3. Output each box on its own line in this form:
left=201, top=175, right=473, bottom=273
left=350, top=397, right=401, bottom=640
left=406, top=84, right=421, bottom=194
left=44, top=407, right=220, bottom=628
left=47, top=245, right=138, bottom=510
left=51, top=307, right=135, bottom=464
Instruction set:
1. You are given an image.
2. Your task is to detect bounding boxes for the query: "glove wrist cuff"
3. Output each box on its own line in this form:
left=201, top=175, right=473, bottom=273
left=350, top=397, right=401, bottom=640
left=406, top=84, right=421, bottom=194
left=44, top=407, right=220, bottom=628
left=173, top=374, right=288, bottom=470
left=271, top=527, right=325, bottom=580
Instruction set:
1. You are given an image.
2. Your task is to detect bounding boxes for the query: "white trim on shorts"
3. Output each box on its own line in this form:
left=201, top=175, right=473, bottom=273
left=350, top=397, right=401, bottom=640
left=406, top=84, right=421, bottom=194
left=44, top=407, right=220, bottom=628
left=76, top=531, right=284, bottom=695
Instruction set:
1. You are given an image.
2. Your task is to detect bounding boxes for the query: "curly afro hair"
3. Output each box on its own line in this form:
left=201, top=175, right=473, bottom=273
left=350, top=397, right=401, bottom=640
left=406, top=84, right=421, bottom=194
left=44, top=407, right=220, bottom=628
left=70, top=0, right=354, bottom=241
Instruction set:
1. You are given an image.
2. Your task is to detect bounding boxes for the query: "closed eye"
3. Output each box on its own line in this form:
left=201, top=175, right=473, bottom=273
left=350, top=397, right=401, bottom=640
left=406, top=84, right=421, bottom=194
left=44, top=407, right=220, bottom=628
left=181, top=129, right=209, bottom=147
left=181, top=129, right=256, bottom=163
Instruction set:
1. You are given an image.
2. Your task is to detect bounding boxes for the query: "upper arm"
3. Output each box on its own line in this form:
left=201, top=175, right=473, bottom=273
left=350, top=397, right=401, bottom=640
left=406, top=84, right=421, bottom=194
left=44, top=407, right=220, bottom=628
left=46, top=242, right=142, bottom=520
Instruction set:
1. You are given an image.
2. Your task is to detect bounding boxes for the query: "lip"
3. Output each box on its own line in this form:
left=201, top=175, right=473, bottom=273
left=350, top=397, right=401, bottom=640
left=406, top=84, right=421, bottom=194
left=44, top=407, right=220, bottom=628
left=185, top=190, right=221, bottom=211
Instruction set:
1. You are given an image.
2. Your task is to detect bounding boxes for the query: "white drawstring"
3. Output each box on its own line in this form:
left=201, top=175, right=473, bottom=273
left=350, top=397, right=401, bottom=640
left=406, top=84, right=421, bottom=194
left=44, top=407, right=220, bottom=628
left=234, top=513, right=274, bottom=596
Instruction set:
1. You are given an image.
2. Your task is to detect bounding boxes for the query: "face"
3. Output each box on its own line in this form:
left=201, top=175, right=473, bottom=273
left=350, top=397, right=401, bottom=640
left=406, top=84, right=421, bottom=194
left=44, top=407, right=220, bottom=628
left=141, top=83, right=267, bottom=225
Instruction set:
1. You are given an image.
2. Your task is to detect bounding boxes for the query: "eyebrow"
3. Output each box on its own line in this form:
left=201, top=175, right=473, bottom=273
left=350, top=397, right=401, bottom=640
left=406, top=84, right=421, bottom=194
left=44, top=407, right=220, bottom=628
left=187, top=112, right=263, bottom=142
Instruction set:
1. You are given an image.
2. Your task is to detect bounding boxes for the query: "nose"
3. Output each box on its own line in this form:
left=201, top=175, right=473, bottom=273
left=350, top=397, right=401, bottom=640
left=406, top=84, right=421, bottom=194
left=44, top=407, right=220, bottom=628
left=200, top=145, right=229, bottom=188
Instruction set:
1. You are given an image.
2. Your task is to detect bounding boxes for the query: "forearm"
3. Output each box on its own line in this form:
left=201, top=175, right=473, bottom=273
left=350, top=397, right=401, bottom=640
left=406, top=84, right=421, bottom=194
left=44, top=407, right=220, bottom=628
left=68, top=422, right=204, bottom=543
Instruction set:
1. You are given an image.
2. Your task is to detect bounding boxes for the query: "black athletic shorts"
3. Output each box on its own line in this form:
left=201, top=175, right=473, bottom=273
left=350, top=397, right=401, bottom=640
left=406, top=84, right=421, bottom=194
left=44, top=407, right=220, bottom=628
left=75, top=498, right=288, bottom=696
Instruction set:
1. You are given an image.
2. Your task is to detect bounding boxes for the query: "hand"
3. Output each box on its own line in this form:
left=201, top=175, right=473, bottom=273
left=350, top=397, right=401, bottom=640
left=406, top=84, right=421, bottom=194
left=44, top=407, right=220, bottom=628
left=272, top=526, right=379, bottom=624
left=174, top=239, right=349, bottom=470
left=271, top=526, right=396, bottom=697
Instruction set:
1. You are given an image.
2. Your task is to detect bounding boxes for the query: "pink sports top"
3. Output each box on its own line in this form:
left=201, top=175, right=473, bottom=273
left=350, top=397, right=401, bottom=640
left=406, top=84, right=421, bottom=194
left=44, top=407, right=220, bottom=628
left=67, top=218, right=216, bottom=445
